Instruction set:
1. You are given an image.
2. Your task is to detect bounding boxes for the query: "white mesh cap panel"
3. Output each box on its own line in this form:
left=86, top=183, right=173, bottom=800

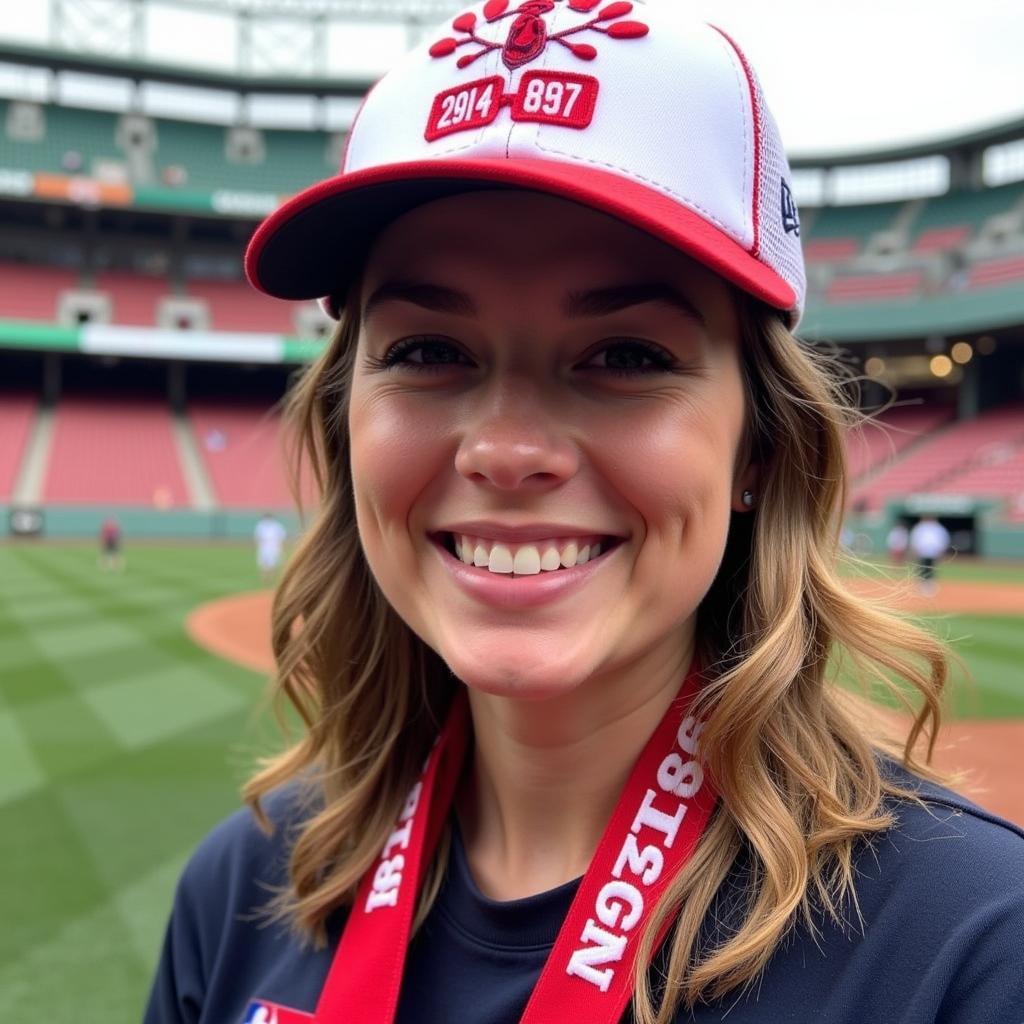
left=751, top=71, right=806, bottom=324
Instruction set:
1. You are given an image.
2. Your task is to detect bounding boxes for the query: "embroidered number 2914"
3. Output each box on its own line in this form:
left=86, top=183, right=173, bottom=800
left=437, top=82, right=496, bottom=129
left=426, top=75, right=504, bottom=140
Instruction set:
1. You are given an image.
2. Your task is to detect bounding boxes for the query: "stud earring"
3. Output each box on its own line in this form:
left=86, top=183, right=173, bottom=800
left=741, top=490, right=755, bottom=508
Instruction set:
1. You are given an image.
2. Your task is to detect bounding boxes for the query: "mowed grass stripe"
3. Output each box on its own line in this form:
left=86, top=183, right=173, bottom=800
left=0, top=786, right=115, bottom=965
left=82, top=665, right=247, bottom=750
left=1, top=542, right=274, bottom=1021
left=15, top=541, right=264, bottom=600
left=0, top=895, right=151, bottom=1018
left=0, top=710, right=47, bottom=805
left=14, top=689, right=124, bottom=782
left=54, top=713, right=260, bottom=902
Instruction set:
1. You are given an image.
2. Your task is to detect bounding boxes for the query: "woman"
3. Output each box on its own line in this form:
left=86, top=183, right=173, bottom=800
left=146, top=3, right=1023, bottom=1022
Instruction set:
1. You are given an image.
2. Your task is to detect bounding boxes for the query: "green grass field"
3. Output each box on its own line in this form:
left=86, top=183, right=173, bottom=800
left=0, top=541, right=1021, bottom=1020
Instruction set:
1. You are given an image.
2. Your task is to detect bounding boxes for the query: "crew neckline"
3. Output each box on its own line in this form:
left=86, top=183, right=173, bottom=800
left=434, top=823, right=583, bottom=951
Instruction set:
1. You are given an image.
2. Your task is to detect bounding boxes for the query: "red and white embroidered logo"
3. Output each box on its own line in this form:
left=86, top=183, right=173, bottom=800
left=425, top=0, right=648, bottom=140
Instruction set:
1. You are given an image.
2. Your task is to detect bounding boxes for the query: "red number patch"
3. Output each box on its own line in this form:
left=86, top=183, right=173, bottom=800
left=510, top=71, right=598, bottom=129
left=425, top=76, right=503, bottom=141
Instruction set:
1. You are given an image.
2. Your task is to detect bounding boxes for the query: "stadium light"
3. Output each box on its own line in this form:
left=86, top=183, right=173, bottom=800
left=951, top=342, right=974, bottom=365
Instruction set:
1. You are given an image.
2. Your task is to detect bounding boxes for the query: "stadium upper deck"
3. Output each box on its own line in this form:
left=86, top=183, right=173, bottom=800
left=2, top=96, right=1024, bottom=343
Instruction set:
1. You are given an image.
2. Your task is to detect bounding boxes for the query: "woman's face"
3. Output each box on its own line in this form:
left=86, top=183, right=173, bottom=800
left=349, top=191, right=755, bottom=700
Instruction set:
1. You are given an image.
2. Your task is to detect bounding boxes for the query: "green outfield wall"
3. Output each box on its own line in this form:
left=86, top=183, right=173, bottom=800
left=2, top=505, right=304, bottom=541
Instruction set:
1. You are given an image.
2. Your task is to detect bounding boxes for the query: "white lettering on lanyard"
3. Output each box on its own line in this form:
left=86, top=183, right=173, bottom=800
left=364, top=780, right=424, bottom=912
left=565, top=715, right=706, bottom=991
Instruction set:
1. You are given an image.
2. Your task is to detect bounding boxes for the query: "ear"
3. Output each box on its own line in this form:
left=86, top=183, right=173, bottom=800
left=732, top=462, right=761, bottom=513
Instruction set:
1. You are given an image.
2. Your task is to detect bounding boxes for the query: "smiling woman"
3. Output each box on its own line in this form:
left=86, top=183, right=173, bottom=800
left=145, top=3, right=1024, bottom=1024
left=349, top=194, right=751, bottom=704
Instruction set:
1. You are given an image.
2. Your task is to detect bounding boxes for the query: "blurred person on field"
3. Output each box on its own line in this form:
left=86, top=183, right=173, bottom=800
left=886, top=521, right=909, bottom=565
left=255, top=512, right=287, bottom=584
left=908, top=515, right=950, bottom=596
left=98, top=515, right=124, bottom=573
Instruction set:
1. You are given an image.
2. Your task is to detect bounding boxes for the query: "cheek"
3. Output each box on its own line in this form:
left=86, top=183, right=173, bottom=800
left=594, top=398, right=742, bottom=539
left=348, top=388, right=449, bottom=549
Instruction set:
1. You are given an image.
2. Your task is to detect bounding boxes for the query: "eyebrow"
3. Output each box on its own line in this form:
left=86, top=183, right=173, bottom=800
left=361, top=279, right=707, bottom=327
left=363, top=280, right=476, bottom=320
left=563, top=282, right=707, bottom=326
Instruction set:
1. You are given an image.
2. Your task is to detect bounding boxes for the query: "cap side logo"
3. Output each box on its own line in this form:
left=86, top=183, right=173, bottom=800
left=781, top=178, right=800, bottom=236
left=425, top=0, right=648, bottom=141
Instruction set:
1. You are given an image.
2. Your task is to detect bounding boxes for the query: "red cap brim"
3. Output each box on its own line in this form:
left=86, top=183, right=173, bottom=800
left=245, top=157, right=797, bottom=322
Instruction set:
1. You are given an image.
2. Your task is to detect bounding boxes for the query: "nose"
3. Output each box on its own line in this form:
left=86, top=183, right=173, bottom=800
left=454, top=383, right=579, bottom=491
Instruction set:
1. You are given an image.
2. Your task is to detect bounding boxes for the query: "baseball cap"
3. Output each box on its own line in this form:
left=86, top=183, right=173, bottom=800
left=245, top=0, right=806, bottom=328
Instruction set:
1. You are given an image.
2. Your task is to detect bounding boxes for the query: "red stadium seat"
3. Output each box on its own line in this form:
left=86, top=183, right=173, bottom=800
left=825, top=270, right=924, bottom=304
left=851, top=406, right=1024, bottom=513
left=185, top=279, right=302, bottom=334
left=966, top=254, right=1024, bottom=290
left=0, top=262, right=80, bottom=321
left=188, top=400, right=296, bottom=508
left=0, top=393, right=37, bottom=499
left=43, top=396, right=189, bottom=505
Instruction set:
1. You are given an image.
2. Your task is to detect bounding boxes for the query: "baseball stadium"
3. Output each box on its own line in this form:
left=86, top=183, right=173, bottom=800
left=0, top=1, right=1022, bottom=1019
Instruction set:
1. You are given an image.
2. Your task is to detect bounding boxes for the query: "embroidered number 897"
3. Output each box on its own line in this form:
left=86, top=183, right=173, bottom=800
left=521, top=77, right=583, bottom=117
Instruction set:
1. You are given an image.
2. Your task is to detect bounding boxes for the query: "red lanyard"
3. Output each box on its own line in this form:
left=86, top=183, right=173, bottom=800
left=313, top=665, right=716, bottom=1024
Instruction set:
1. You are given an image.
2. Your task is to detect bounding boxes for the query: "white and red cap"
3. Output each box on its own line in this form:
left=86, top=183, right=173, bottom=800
left=245, top=0, right=805, bottom=327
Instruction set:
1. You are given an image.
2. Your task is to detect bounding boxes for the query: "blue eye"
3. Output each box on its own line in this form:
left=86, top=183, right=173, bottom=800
left=582, top=340, right=678, bottom=375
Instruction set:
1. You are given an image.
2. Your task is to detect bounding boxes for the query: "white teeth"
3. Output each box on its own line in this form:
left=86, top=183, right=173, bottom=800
left=540, top=546, right=561, bottom=572
left=512, top=546, right=541, bottom=575
left=449, top=534, right=610, bottom=575
left=488, top=543, right=514, bottom=574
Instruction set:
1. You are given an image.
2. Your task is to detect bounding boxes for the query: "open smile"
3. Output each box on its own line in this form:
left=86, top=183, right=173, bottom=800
left=441, top=531, right=623, bottom=576
left=426, top=524, right=628, bottom=608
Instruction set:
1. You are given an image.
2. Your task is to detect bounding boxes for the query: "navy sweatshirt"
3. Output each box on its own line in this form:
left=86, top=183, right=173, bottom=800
left=144, top=763, right=1024, bottom=1023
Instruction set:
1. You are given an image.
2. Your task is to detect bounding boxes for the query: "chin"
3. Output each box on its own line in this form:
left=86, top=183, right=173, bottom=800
left=442, top=647, right=592, bottom=702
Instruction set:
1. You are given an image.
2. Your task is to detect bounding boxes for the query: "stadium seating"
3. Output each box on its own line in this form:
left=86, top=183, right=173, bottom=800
left=852, top=405, right=1024, bottom=512
left=1, top=101, right=121, bottom=178
left=185, top=278, right=300, bottom=333
left=802, top=201, right=904, bottom=264
left=909, top=180, right=1024, bottom=251
left=912, top=225, right=972, bottom=255
left=0, top=392, right=37, bottom=499
left=187, top=400, right=294, bottom=507
left=0, top=261, right=80, bottom=321
left=42, top=396, right=189, bottom=505
left=845, top=406, right=955, bottom=481
left=95, top=270, right=172, bottom=325
left=1, top=99, right=337, bottom=197
left=966, top=253, right=1024, bottom=290
left=935, top=442, right=1024, bottom=509
left=153, top=118, right=335, bottom=194
left=825, top=269, right=925, bottom=304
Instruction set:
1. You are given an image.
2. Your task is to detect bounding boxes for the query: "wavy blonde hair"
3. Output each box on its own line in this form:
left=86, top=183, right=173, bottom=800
left=244, top=285, right=948, bottom=1020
